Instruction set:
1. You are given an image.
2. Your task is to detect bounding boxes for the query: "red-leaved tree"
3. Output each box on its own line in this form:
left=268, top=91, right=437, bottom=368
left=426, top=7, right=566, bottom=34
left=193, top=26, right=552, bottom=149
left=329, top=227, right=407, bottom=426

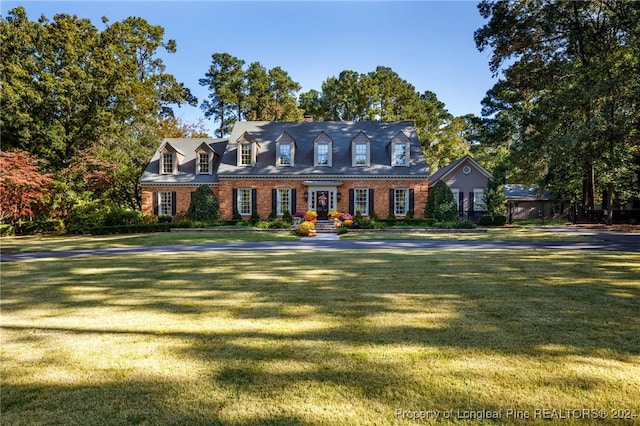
left=0, top=150, right=53, bottom=225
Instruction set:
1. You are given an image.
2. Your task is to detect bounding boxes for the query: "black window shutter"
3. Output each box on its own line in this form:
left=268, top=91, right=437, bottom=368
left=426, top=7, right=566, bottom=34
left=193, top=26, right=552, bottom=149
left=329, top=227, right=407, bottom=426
left=469, top=192, right=474, bottom=212
left=272, top=188, right=277, bottom=213
left=389, top=189, right=395, bottom=215
left=251, top=189, right=257, bottom=214
left=232, top=188, right=238, bottom=214
left=171, top=191, right=177, bottom=216
left=153, top=192, right=158, bottom=216
left=348, top=189, right=355, bottom=215
left=459, top=192, right=464, bottom=213
left=369, top=189, right=374, bottom=216
left=408, top=189, right=415, bottom=213
left=291, top=189, right=297, bottom=214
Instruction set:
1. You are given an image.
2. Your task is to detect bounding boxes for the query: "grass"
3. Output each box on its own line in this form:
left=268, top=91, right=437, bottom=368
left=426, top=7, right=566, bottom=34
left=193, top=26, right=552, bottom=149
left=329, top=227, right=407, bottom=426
left=0, top=226, right=595, bottom=254
left=2, top=248, right=639, bottom=425
left=0, top=231, right=298, bottom=254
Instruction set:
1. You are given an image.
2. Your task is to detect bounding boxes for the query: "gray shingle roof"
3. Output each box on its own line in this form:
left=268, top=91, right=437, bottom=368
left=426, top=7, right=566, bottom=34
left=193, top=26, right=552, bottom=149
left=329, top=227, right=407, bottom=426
left=218, top=121, right=429, bottom=178
left=140, top=138, right=228, bottom=185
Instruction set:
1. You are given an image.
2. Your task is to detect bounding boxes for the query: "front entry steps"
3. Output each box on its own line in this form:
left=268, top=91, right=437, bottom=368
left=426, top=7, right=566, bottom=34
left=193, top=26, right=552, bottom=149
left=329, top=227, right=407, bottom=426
left=296, top=219, right=340, bottom=241
left=313, top=220, right=338, bottom=234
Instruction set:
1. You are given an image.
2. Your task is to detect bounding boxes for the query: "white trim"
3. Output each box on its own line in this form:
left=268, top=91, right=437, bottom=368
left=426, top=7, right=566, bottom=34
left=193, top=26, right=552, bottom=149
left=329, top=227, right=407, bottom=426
left=451, top=188, right=460, bottom=210
left=237, top=188, right=252, bottom=215
left=473, top=188, right=486, bottom=211
left=394, top=188, right=409, bottom=216
left=276, top=188, right=292, bottom=216
left=351, top=132, right=371, bottom=167
left=354, top=188, right=370, bottom=216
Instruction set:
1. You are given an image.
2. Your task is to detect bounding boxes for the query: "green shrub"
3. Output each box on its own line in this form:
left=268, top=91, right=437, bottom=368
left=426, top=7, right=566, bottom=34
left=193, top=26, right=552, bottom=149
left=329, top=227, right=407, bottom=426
left=187, top=185, right=220, bottom=222
left=426, top=181, right=458, bottom=222
left=358, top=219, right=386, bottom=229
left=250, top=209, right=260, bottom=223
left=268, top=219, right=291, bottom=229
left=433, top=201, right=458, bottom=222
left=479, top=214, right=494, bottom=226
left=493, top=215, right=507, bottom=226
left=458, top=220, right=477, bottom=229
left=337, top=226, right=349, bottom=235
left=65, top=201, right=112, bottom=234
left=1, top=224, right=15, bottom=236
left=18, top=220, right=65, bottom=235
left=104, top=209, right=141, bottom=226
left=282, top=210, right=292, bottom=223
left=478, top=214, right=507, bottom=227
left=433, top=221, right=459, bottom=229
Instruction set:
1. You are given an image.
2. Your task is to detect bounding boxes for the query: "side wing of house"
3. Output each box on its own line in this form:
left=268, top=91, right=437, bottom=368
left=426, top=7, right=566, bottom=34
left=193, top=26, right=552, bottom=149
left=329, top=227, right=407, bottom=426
left=428, top=155, right=493, bottom=221
left=140, top=138, right=228, bottom=217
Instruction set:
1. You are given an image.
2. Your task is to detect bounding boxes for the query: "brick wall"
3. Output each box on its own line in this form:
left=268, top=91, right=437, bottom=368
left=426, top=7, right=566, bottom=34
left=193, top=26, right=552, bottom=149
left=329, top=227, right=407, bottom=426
left=218, top=179, right=429, bottom=219
left=142, top=180, right=428, bottom=219
left=141, top=185, right=220, bottom=215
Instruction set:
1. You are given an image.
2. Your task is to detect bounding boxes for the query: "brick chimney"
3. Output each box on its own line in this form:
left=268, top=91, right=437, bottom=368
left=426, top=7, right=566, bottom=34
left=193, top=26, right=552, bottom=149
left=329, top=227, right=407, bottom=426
left=303, top=114, right=313, bottom=122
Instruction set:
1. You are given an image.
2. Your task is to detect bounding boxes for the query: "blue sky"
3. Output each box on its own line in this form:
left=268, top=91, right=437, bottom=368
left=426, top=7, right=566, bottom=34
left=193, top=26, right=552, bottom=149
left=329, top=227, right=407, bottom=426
left=3, top=1, right=497, bottom=135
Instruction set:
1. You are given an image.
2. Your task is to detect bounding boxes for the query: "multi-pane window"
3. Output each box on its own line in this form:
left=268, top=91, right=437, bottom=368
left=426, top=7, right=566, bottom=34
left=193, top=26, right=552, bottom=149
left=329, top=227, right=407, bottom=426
left=393, top=143, right=408, bottom=166
left=277, top=188, right=291, bottom=215
left=451, top=188, right=460, bottom=211
left=279, top=144, right=291, bottom=166
left=354, top=188, right=369, bottom=216
left=354, top=142, right=368, bottom=166
left=198, top=152, right=209, bottom=173
left=240, top=144, right=252, bottom=166
left=159, top=191, right=173, bottom=216
left=162, top=152, right=174, bottom=174
left=394, top=189, right=409, bottom=216
left=316, top=143, right=329, bottom=165
left=473, top=189, right=486, bottom=211
left=238, top=188, right=252, bottom=215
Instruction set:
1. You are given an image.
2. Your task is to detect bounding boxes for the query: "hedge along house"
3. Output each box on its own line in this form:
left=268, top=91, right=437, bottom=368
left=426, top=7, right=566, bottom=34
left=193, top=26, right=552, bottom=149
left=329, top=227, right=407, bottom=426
left=427, top=155, right=493, bottom=222
left=140, top=120, right=430, bottom=220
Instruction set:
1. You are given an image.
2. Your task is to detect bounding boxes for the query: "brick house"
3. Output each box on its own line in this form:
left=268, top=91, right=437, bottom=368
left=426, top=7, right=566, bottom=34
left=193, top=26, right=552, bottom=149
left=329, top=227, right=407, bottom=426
left=140, top=120, right=430, bottom=220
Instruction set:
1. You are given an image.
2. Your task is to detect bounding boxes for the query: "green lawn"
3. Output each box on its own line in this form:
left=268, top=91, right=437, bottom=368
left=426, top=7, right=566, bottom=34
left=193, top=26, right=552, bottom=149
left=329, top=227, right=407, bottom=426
left=2, top=248, right=638, bottom=425
left=0, top=231, right=299, bottom=254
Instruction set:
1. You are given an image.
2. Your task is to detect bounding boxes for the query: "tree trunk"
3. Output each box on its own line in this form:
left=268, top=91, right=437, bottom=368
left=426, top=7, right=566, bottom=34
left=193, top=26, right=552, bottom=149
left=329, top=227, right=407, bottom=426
left=582, top=161, right=595, bottom=211
left=606, top=182, right=614, bottom=225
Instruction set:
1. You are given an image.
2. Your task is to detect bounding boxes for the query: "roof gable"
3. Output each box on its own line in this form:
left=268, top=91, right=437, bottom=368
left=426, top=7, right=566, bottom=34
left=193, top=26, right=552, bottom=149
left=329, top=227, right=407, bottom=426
left=429, top=155, right=492, bottom=184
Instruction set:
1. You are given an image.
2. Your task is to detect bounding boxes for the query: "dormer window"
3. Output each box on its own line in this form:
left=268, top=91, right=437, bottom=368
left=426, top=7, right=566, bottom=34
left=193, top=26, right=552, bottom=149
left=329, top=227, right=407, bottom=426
left=198, top=152, right=210, bottom=173
left=314, top=132, right=333, bottom=167
left=195, top=142, right=215, bottom=175
left=159, top=142, right=183, bottom=175
left=162, top=152, right=174, bottom=174
left=236, top=131, right=258, bottom=167
left=351, top=131, right=370, bottom=167
left=240, top=144, right=252, bottom=165
left=390, top=132, right=411, bottom=167
left=354, top=143, right=368, bottom=165
left=276, top=132, right=295, bottom=167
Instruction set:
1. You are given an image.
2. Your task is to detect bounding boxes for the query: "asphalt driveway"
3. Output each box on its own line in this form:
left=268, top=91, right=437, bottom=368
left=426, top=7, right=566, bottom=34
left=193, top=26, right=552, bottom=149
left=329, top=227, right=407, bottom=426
left=1, top=228, right=638, bottom=263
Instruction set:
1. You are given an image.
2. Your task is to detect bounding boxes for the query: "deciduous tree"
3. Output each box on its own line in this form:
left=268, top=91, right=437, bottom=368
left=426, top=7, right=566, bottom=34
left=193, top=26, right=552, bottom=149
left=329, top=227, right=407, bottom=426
left=0, top=150, right=53, bottom=225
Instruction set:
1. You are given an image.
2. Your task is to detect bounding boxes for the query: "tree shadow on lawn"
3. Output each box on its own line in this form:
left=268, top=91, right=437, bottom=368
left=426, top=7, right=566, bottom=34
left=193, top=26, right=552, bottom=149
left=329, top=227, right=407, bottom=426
left=2, top=249, right=639, bottom=423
